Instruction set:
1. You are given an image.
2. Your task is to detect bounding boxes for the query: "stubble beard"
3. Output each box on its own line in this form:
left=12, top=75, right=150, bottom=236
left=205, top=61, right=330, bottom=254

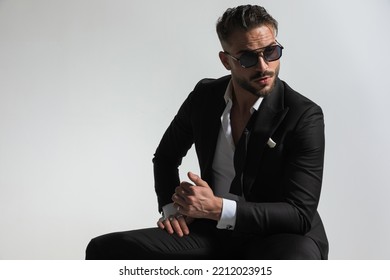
left=236, top=65, right=280, bottom=98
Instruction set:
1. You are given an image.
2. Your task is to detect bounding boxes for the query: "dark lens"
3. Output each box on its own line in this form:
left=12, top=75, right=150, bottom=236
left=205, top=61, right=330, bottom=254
left=264, top=45, right=282, bottom=62
left=239, top=51, right=258, bottom=68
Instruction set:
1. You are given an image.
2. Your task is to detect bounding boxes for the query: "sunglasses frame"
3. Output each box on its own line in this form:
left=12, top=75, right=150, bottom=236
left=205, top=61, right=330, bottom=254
left=224, top=41, right=284, bottom=68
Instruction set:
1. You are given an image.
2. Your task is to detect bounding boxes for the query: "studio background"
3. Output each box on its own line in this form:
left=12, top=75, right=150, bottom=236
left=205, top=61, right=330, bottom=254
left=1, top=0, right=389, bottom=259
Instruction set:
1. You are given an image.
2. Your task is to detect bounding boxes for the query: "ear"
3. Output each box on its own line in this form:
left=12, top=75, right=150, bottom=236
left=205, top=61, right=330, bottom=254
left=219, top=51, right=231, bottom=71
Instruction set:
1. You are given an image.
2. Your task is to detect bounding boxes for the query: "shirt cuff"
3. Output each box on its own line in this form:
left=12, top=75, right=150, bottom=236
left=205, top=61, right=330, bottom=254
left=216, top=198, right=237, bottom=230
left=162, top=203, right=177, bottom=218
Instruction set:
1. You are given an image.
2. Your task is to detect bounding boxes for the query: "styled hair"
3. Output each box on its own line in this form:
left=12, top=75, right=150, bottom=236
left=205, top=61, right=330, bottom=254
left=216, top=5, right=278, bottom=44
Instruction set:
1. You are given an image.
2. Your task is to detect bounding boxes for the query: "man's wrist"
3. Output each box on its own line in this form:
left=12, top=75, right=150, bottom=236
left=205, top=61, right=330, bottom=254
left=210, top=197, right=223, bottom=221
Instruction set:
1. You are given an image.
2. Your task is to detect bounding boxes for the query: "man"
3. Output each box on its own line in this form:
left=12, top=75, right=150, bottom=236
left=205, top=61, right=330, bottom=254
left=86, top=4, right=328, bottom=260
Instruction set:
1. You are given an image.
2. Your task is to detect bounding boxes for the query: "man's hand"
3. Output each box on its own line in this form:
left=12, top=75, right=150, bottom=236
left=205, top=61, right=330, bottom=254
left=172, top=172, right=222, bottom=221
left=157, top=215, right=194, bottom=237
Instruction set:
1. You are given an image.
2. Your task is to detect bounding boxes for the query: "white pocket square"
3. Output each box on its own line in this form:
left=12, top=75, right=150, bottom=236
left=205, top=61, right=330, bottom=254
left=267, top=138, right=277, bottom=148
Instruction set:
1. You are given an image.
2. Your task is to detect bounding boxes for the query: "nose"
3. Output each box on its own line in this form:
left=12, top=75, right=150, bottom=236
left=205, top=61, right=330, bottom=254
left=255, top=55, right=269, bottom=72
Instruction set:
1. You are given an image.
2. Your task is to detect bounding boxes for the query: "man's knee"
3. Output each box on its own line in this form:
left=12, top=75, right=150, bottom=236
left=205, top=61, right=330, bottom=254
left=85, top=227, right=214, bottom=260
left=86, top=230, right=148, bottom=260
left=86, top=233, right=115, bottom=260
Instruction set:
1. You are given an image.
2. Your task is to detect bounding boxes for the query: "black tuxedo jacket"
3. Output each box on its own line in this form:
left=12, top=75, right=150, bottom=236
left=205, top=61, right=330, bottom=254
left=153, top=75, right=328, bottom=258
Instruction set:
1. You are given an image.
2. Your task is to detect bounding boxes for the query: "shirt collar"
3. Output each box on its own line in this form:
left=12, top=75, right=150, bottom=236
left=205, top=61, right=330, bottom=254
left=224, top=80, right=263, bottom=114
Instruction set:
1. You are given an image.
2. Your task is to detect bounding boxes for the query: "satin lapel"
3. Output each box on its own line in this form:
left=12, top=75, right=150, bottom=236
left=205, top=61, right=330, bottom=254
left=243, top=79, right=289, bottom=196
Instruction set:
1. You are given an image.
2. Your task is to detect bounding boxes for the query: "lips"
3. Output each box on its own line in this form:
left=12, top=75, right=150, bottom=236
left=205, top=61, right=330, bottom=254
left=252, top=71, right=274, bottom=83
left=255, top=76, right=271, bottom=85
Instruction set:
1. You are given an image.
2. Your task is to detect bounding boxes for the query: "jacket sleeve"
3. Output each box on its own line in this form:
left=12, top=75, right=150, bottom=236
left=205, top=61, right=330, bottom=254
left=235, top=105, right=325, bottom=236
left=152, top=91, right=196, bottom=213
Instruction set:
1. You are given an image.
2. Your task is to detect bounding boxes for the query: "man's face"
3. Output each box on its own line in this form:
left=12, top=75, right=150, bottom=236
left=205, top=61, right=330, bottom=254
left=220, top=25, right=281, bottom=98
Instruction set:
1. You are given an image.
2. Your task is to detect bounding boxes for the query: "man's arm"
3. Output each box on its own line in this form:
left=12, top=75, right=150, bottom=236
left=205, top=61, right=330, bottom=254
left=153, top=91, right=195, bottom=212
left=235, top=105, right=325, bottom=235
left=153, top=88, right=200, bottom=236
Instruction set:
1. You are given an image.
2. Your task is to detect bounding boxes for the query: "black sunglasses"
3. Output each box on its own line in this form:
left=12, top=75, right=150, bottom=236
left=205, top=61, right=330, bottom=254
left=224, top=42, right=284, bottom=68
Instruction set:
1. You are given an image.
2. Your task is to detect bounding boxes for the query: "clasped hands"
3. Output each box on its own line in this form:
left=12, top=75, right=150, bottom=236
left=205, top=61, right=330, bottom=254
left=157, top=172, right=222, bottom=237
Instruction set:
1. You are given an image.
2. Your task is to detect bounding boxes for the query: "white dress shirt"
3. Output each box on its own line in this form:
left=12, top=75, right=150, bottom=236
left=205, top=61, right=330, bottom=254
left=163, top=80, right=263, bottom=230
left=212, top=81, right=263, bottom=230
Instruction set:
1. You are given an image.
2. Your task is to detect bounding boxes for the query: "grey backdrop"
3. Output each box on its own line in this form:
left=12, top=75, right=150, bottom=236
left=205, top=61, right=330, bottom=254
left=1, top=0, right=389, bottom=259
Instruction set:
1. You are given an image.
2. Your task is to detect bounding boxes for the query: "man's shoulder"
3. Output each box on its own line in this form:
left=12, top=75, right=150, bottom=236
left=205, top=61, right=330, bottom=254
left=185, top=75, right=230, bottom=105
left=280, top=80, right=321, bottom=110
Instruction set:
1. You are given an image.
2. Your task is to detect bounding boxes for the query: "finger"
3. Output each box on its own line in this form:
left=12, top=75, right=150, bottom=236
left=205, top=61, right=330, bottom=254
left=179, top=181, right=193, bottom=188
left=177, top=182, right=194, bottom=194
left=162, top=218, right=174, bottom=235
left=176, top=215, right=190, bottom=235
left=173, top=202, right=190, bottom=218
left=188, top=172, right=209, bottom=188
left=172, top=193, right=187, bottom=207
left=175, top=185, right=191, bottom=195
left=172, top=192, right=182, bottom=203
left=179, top=182, right=195, bottom=194
left=169, top=216, right=184, bottom=237
left=157, top=217, right=165, bottom=230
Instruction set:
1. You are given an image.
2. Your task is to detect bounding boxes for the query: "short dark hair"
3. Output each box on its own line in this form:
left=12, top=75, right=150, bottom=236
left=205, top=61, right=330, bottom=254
left=216, top=5, right=278, bottom=44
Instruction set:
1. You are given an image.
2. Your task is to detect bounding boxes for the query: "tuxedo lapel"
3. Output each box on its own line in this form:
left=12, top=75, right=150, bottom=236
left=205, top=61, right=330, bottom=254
left=243, top=79, right=289, bottom=196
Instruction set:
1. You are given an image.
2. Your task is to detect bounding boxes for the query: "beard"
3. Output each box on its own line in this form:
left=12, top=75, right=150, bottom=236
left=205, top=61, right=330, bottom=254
left=235, top=65, right=280, bottom=98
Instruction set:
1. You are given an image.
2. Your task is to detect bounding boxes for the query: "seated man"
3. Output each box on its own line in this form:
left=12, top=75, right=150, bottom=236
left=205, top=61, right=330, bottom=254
left=86, top=4, right=329, bottom=260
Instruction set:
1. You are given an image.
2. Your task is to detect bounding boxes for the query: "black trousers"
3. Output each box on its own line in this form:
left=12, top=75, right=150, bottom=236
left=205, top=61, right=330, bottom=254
left=86, top=220, right=323, bottom=260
